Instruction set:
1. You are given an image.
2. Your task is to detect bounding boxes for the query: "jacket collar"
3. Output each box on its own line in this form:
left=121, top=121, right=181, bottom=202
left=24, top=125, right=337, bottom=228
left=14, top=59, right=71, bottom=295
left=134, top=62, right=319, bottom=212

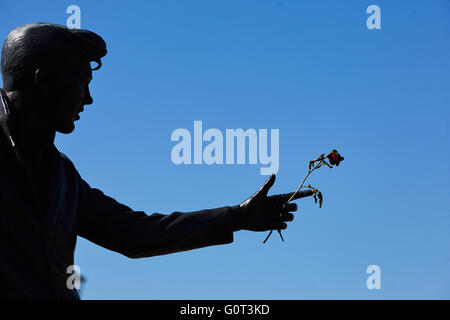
left=0, top=88, right=22, bottom=160
left=0, top=89, right=56, bottom=158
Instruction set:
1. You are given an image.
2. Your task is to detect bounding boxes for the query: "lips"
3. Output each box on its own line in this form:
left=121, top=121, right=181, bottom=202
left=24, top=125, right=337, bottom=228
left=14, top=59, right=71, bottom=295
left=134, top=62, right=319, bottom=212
left=74, top=106, right=84, bottom=121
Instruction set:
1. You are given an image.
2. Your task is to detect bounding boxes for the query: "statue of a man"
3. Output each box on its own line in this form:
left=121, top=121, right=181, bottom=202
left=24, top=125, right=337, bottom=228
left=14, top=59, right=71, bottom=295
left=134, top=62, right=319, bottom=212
left=0, top=23, right=312, bottom=299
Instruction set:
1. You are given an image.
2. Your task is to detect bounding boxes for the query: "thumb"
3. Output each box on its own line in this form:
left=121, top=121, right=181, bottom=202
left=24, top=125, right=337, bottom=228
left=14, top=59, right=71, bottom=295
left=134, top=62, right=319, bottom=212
left=260, top=174, right=276, bottom=195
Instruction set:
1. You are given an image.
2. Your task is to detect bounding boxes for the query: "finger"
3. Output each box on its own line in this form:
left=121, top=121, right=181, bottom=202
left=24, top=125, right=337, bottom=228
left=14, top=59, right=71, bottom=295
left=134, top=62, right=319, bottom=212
left=260, top=174, right=276, bottom=195
left=283, top=189, right=315, bottom=201
left=268, top=193, right=290, bottom=208
left=282, top=202, right=297, bottom=213
left=268, top=221, right=287, bottom=230
left=280, top=212, right=294, bottom=222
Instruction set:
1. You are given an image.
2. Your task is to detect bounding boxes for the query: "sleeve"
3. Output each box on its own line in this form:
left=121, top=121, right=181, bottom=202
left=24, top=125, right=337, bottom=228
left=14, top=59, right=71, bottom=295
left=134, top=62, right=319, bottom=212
left=75, top=177, right=237, bottom=259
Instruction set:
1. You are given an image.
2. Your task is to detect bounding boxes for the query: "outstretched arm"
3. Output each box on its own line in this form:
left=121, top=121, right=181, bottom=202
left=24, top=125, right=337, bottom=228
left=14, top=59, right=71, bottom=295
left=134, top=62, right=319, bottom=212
left=76, top=177, right=238, bottom=258
left=76, top=173, right=312, bottom=259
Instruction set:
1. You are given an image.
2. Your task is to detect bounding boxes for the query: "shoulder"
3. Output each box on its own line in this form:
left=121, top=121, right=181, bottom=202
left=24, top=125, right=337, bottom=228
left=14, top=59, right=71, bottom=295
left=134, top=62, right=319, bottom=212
left=59, top=151, right=76, bottom=168
left=59, top=151, right=72, bottom=162
left=57, top=150, right=82, bottom=179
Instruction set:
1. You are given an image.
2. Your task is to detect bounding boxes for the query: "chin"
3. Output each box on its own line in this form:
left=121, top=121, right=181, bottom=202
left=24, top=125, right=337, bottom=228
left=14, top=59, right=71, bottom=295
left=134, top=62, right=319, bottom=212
left=55, top=122, right=76, bottom=134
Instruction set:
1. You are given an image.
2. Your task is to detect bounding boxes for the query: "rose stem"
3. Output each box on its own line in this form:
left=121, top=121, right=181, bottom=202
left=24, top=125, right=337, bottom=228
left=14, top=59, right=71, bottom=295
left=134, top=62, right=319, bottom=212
left=286, top=152, right=331, bottom=203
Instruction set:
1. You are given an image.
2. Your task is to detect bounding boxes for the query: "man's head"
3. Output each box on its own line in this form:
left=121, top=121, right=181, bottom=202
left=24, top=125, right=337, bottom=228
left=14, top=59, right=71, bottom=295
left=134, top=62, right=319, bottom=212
left=1, top=23, right=107, bottom=133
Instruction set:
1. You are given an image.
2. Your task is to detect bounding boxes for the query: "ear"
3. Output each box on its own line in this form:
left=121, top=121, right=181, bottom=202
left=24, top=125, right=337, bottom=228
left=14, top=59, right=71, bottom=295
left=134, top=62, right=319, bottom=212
left=34, top=68, right=51, bottom=94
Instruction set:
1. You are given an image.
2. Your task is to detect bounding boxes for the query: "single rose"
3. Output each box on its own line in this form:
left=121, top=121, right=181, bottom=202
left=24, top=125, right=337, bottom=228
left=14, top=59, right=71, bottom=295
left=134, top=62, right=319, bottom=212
left=327, top=150, right=344, bottom=166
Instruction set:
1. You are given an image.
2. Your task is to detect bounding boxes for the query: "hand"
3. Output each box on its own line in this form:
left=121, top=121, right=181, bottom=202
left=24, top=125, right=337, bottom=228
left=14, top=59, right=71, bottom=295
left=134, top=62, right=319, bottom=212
left=231, top=174, right=314, bottom=232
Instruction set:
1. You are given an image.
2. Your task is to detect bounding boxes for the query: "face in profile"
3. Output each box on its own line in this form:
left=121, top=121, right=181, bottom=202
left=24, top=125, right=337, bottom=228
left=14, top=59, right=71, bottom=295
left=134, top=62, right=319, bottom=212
left=43, top=59, right=94, bottom=134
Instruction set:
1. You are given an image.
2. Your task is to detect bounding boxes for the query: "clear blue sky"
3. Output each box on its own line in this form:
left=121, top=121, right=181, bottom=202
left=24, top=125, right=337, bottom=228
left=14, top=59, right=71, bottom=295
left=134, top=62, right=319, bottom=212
left=1, top=0, right=449, bottom=299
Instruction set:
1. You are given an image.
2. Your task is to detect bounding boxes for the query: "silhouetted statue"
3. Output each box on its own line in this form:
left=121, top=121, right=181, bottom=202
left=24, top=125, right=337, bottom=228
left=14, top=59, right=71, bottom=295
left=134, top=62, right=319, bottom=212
left=0, top=23, right=313, bottom=299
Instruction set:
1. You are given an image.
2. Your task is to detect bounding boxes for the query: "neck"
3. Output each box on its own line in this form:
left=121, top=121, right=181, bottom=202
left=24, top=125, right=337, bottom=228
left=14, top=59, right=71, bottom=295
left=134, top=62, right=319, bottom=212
left=5, top=90, right=55, bottom=152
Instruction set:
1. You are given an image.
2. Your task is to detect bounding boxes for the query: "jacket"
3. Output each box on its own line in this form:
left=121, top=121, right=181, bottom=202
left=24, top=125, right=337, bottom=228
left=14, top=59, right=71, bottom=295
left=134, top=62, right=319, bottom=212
left=0, top=89, right=235, bottom=299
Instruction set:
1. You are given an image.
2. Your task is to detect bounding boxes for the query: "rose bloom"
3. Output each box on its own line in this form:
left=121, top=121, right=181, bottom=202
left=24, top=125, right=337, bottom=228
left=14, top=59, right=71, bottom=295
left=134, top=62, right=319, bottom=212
left=327, top=150, right=344, bottom=166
